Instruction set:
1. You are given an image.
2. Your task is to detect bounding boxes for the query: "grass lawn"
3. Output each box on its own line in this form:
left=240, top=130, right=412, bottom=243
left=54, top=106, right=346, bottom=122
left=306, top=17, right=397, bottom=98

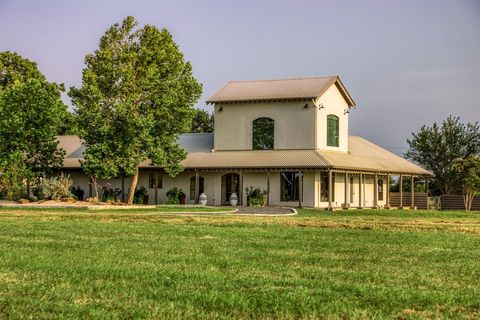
left=0, top=208, right=479, bottom=319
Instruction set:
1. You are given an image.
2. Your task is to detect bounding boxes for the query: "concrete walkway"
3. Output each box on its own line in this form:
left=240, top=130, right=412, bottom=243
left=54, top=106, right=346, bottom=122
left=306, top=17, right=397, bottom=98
left=232, top=206, right=297, bottom=216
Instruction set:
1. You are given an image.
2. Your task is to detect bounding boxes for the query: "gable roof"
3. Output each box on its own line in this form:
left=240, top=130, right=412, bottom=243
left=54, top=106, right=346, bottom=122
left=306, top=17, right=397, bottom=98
left=206, top=76, right=355, bottom=106
left=57, top=134, right=430, bottom=175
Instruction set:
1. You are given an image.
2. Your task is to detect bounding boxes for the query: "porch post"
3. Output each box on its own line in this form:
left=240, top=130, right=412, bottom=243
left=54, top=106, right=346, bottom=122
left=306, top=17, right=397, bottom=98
left=155, top=170, right=159, bottom=204
left=386, top=174, right=390, bottom=207
left=266, top=170, right=270, bottom=206
left=298, top=171, right=303, bottom=208
left=121, top=175, right=125, bottom=202
left=343, top=172, right=349, bottom=208
left=425, top=176, right=429, bottom=210
left=328, top=170, right=333, bottom=210
left=359, top=173, right=363, bottom=208
left=374, top=173, right=378, bottom=208
left=399, top=174, right=403, bottom=208
left=411, top=175, right=415, bottom=209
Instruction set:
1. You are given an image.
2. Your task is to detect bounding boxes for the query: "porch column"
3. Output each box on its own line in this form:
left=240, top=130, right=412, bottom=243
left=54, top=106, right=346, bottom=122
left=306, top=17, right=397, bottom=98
left=194, top=170, right=200, bottom=204
left=328, top=170, right=333, bottom=209
left=399, top=175, right=403, bottom=208
left=411, top=175, right=415, bottom=209
left=359, top=173, right=363, bottom=208
left=425, top=176, right=429, bottom=210
left=386, top=174, right=390, bottom=207
left=266, top=170, right=270, bottom=206
left=121, top=176, right=125, bottom=202
left=343, top=172, right=349, bottom=208
left=298, top=171, right=303, bottom=208
left=374, top=173, right=378, bottom=208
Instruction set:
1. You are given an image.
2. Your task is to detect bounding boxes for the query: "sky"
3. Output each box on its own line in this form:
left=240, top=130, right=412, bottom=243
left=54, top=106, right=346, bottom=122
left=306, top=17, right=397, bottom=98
left=0, top=0, right=479, bottom=155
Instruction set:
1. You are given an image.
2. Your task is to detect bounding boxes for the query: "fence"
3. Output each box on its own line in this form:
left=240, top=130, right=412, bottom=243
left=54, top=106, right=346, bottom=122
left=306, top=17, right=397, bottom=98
left=439, top=195, right=480, bottom=211
left=389, top=192, right=428, bottom=209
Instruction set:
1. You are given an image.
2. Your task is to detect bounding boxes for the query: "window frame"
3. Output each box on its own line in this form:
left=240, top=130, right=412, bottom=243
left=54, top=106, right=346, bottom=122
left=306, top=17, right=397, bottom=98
left=252, top=117, right=275, bottom=150
left=327, top=114, right=339, bottom=147
left=280, top=172, right=299, bottom=202
left=148, top=172, right=163, bottom=189
left=189, top=176, right=205, bottom=201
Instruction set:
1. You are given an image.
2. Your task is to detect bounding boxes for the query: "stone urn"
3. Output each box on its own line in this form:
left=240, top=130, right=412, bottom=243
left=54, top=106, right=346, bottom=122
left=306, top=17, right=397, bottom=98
left=229, top=192, right=238, bottom=206
left=199, top=193, right=208, bottom=206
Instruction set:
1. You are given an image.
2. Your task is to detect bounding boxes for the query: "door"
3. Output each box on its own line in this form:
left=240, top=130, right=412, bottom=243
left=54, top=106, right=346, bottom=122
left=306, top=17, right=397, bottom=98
left=221, top=173, right=240, bottom=205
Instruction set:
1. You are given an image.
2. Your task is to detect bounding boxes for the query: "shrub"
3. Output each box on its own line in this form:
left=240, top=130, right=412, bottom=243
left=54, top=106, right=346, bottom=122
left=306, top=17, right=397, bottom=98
left=166, top=187, right=186, bottom=205
left=38, top=174, right=74, bottom=200
left=71, top=186, right=85, bottom=201
left=101, top=185, right=121, bottom=202
left=134, top=186, right=148, bottom=204
left=246, top=187, right=266, bottom=207
left=0, top=151, right=31, bottom=200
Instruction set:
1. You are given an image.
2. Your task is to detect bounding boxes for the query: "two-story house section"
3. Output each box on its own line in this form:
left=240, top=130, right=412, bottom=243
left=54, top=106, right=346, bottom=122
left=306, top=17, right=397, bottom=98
left=58, top=76, right=431, bottom=209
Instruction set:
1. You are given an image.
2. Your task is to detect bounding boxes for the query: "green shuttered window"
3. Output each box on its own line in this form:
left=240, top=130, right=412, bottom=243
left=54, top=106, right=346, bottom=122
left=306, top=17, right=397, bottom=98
left=327, top=115, right=339, bottom=147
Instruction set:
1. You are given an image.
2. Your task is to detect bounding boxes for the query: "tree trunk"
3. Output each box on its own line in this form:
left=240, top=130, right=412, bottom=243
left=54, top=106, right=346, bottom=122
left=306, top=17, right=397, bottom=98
left=127, top=166, right=139, bottom=205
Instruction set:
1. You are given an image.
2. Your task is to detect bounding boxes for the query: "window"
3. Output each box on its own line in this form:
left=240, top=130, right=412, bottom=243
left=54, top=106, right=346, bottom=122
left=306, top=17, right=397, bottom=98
left=327, top=115, right=339, bottom=147
left=378, top=179, right=384, bottom=201
left=320, top=172, right=335, bottom=202
left=252, top=117, right=274, bottom=150
left=148, top=172, right=163, bottom=189
left=190, top=176, right=205, bottom=201
left=280, top=172, right=299, bottom=201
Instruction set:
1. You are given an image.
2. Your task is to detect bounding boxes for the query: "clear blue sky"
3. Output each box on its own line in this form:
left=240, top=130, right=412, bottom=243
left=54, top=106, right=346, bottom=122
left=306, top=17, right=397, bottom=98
left=1, top=0, right=479, bottom=154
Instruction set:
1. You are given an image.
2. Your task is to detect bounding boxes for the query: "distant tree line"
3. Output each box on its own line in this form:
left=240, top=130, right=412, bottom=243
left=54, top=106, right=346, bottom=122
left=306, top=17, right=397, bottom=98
left=405, top=116, right=480, bottom=210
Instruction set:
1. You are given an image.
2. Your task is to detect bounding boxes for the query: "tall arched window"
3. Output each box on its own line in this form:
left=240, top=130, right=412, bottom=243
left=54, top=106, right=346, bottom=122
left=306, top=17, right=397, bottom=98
left=327, top=115, right=339, bottom=147
left=252, top=117, right=274, bottom=150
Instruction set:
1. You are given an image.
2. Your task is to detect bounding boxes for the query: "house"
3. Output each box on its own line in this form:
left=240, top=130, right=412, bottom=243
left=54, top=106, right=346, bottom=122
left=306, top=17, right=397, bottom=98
left=58, top=76, right=431, bottom=209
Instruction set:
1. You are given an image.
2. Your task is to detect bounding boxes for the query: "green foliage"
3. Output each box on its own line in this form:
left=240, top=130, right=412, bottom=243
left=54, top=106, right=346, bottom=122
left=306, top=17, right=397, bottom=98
left=0, top=151, right=30, bottom=200
left=38, top=174, right=74, bottom=200
left=69, top=16, right=202, bottom=204
left=0, top=51, right=46, bottom=91
left=165, top=187, right=185, bottom=204
left=190, top=109, right=214, bottom=133
left=101, top=185, right=121, bottom=202
left=406, top=115, right=480, bottom=195
left=245, top=186, right=266, bottom=207
left=0, top=52, right=68, bottom=176
left=452, top=156, right=480, bottom=211
left=133, top=186, right=148, bottom=204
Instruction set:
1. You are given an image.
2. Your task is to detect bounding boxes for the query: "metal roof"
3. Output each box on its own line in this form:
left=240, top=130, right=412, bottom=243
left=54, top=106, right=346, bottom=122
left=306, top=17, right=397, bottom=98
left=57, top=134, right=430, bottom=175
left=206, top=76, right=355, bottom=106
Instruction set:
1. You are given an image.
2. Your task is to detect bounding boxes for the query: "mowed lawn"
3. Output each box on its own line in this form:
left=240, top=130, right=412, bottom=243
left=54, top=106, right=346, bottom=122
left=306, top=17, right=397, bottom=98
left=0, top=207, right=479, bottom=319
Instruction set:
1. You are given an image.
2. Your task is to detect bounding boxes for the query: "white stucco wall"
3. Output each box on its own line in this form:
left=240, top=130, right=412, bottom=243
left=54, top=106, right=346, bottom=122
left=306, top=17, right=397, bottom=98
left=214, top=101, right=316, bottom=151
left=315, top=84, right=349, bottom=152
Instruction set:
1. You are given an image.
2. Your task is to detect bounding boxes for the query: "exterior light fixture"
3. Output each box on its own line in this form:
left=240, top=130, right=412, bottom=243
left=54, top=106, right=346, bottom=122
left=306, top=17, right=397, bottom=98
left=218, top=106, right=223, bottom=112
left=303, top=103, right=309, bottom=109
left=344, top=109, right=349, bottom=115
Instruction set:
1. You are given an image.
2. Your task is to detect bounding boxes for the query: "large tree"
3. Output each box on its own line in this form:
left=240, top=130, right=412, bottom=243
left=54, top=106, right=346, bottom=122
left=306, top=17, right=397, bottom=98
left=405, top=116, right=480, bottom=195
left=0, top=52, right=67, bottom=177
left=69, top=16, right=202, bottom=204
left=190, top=109, right=214, bottom=133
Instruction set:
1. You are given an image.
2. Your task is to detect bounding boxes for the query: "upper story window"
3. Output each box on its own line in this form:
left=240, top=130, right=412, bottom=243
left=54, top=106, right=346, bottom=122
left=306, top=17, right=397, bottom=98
left=327, top=115, right=339, bottom=147
left=252, top=117, right=274, bottom=150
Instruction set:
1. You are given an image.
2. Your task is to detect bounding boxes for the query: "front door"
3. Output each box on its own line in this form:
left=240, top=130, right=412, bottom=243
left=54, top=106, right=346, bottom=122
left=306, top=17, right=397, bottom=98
left=221, top=173, right=240, bottom=205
